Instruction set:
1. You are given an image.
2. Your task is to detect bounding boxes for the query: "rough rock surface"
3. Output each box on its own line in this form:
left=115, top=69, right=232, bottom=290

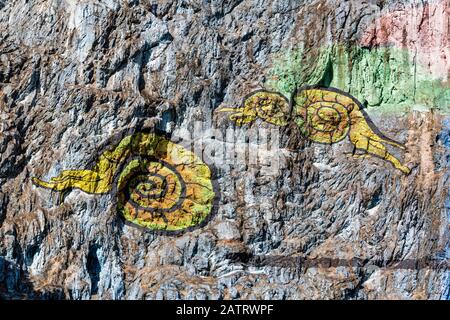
left=0, top=0, right=449, bottom=299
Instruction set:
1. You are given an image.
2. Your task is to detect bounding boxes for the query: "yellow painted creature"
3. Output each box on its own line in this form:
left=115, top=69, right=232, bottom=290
left=32, top=132, right=216, bottom=231
left=217, top=86, right=411, bottom=174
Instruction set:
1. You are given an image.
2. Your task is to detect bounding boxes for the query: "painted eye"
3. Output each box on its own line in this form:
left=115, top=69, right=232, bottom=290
left=32, top=132, right=217, bottom=232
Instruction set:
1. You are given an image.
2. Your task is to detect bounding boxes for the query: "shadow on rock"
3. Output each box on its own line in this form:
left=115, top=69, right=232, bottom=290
left=0, top=256, right=65, bottom=300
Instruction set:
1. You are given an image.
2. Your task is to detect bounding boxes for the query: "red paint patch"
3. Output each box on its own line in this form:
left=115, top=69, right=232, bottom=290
left=361, top=1, right=450, bottom=81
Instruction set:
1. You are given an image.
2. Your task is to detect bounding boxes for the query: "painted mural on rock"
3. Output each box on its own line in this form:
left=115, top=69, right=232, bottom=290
left=32, top=132, right=216, bottom=232
left=218, top=86, right=411, bottom=174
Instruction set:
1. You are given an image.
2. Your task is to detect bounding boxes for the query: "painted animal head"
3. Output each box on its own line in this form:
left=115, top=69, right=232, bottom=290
left=216, top=90, right=290, bottom=126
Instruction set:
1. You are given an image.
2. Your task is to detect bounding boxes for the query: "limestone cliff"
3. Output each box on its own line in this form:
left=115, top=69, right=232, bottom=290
left=0, top=0, right=449, bottom=300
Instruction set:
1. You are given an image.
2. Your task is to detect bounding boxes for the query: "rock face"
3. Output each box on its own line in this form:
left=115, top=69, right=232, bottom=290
left=0, top=0, right=449, bottom=300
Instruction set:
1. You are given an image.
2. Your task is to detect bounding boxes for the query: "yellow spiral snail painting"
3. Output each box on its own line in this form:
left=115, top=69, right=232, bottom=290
left=217, top=86, right=411, bottom=175
left=32, top=132, right=216, bottom=232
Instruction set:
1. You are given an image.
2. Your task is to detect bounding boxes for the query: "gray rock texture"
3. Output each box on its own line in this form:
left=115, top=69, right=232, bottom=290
left=0, top=0, right=449, bottom=299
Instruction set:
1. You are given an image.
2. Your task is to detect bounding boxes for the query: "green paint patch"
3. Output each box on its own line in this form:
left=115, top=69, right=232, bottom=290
left=266, top=44, right=450, bottom=115
left=266, top=45, right=333, bottom=97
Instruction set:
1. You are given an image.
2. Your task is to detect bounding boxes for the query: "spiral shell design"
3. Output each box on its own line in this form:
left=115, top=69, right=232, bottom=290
left=116, top=135, right=215, bottom=231
left=32, top=132, right=216, bottom=232
left=245, top=91, right=290, bottom=126
left=294, top=88, right=354, bottom=144
left=118, top=160, right=185, bottom=215
left=216, top=86, right=410, bottom=174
